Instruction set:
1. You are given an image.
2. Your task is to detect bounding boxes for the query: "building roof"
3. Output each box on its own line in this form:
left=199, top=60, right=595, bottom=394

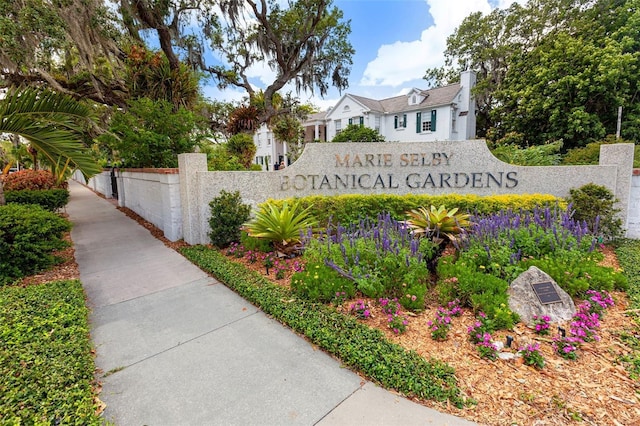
left=302, top=110, right=330, bottom=125
left=347, top=83, right=462, bottom=115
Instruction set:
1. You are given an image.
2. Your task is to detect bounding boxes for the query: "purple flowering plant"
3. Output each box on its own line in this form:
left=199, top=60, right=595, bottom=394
left=428, top=307, right=453, bottom=340
left=349, top=300, right=371, bottom=319
left=585, top=290, right=615, bottom=316
left=333, top=291, right=348, bottom=306
left=379, top=297, right=401, bottom=316
left=519, top=343, right=545, bottom=369
left=300, top=213, right=431, bottom=309
left=476, top=332, right=498, bottom=360
left=552, top=336, right=580, bottom=360
left=447, top=299, right=463, bottom=317
left=532, top=315, right=551, bottom=335
left=467, top=312, right=494, bottom=344
left=570, top=302, right=601, bottom=342
left=387, top=313, right=409, bottom=334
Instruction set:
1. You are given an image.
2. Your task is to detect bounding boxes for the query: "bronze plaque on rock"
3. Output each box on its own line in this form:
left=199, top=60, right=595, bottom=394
left=531, top=281, right=562, bottom=305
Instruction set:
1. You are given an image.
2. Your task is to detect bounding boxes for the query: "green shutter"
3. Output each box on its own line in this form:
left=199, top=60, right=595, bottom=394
left=403, top=114, right=407, bottom=128
left=359, top=116, right=364, bottom=126
left=431, top=110, right=437, bottom=131
left=394, top=115, right=398, bottom=129
left=416, top=112, right=421, bottom=133
left=348, top=118, right=353, bottom=125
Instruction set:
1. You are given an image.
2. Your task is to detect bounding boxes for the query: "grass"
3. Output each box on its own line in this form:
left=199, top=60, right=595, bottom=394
left=614, top=239, right=640, bottom=378
left=0, top=280, right=101, bottom=425
left=181, top=245, right=466, bottom=408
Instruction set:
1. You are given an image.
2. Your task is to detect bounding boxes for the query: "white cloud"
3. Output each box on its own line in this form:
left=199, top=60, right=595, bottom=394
left=360, top=0, right=507, bottom=87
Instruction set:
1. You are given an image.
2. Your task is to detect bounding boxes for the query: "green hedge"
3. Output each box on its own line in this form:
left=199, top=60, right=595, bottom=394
left=0, top=204, right=71, bottom=285
left=0, top=280, right=100, bottom=424
left=181, top=245, right=465, bottom=407
left=262, top=193, right=563, bottom=225
left=5, top=189, right=70, bottom=211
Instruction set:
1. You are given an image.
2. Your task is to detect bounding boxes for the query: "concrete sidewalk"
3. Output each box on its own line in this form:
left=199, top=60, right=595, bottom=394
left=67, top=180, right=476, bottom=425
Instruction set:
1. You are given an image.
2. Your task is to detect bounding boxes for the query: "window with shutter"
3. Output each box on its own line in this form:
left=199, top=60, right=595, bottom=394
left=359, top=116, right=364, bottom=126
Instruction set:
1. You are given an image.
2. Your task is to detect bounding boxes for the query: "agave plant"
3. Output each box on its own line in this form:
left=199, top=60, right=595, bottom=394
left=405, top=205, right=471, bottom=246
left=244, top=200, right=317, bottom=255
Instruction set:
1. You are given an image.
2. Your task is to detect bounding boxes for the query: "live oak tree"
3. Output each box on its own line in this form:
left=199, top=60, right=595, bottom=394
left=208, top=0, right=354, bottom=124
left=3, top=0, right=354, bottom=130
left=118, top=0, right=354, bottom=125
left=0, top=0, right=128, bottom=107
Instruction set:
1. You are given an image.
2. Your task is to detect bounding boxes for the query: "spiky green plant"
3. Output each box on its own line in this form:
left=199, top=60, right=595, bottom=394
left=405, top=205, right=471, bottom=245
left=244, top=200, right=317, bottom=255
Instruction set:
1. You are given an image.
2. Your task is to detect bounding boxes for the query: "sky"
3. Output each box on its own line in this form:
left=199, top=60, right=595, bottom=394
left=201, top=0, right=525, bottom=111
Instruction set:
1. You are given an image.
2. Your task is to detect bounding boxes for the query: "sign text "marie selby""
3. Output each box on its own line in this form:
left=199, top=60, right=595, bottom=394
left=279, top=152, right=519, bottom=191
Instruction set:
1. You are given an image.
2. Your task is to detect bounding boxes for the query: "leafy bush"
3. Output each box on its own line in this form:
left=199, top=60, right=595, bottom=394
left=561, top=136, right=638, bottom=167
left=436, top=258, right=518, bottom=328
left=290, top=261, right=356, bottom=303
left=208, top=190, right=251, bottom=248
left=0, top=204, right=71, bottom=285
left=5, top=188, right=69, bottom=211
left=566, top=183, right=623, bottom=241
left=561, top=141, right=602, bottom=165
left=244, top=200, right=317, bottom=254
left=240, top=231, right=273, bottom=253
left=1, top=169, right=63, bottom=190
left=331, top=124, right=385, bottom=142
left=0, top=280, right=100, bottom=424
left=491, top=140, right=562, bottom=166
left=180, top=246, right=465, bottom=407
left=99, top=97, right=203, bottom=168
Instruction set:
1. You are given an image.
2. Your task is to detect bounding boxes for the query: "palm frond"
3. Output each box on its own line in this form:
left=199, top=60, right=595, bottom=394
left=0, top=87, right=101, bottom=178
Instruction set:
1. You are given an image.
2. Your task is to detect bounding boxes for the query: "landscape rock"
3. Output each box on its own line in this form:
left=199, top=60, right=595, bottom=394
left=507, top=266, right=576, bottom=325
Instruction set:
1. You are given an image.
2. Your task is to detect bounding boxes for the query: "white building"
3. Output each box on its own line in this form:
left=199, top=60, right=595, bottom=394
left=253, top=71, right=476, bottom=169
left=325, top=70, right=476, bottom=142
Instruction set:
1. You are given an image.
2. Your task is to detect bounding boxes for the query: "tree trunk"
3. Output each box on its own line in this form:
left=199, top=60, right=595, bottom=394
left=0, top=181, right=5, bottom=206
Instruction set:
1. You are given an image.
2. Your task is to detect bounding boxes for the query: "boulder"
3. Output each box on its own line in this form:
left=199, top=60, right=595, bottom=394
left=508, top=266, right=576, bottom=325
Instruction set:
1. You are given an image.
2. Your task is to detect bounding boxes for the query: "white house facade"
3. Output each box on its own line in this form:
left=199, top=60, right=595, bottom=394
left=253, top=124, right=287, bottom=171
left=252, top=71, right=476, bottom=169
left=325, top=70, right=476, bottom=142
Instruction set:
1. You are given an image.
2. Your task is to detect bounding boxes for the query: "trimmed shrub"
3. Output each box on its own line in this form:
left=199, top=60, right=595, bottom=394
left=566, top=183, right=623, bottom=241
left=0, top=204, right=71, bottom=285
left=1, top=169, right=65, bottom=190
left=264, top=193, right=563, bottom=227
left=5, top=188, right=70, bottom=211
left=208, top=190, right=251, bottom=248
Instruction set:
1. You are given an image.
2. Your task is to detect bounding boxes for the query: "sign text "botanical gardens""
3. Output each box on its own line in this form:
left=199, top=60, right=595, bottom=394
left=279, top=151, right=519, bottom=191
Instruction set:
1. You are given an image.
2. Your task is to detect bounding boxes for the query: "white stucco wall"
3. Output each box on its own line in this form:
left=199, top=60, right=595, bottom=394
left=627, top=171, right=640, bottom=239
left=75, top=168, right=183, bottom=242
